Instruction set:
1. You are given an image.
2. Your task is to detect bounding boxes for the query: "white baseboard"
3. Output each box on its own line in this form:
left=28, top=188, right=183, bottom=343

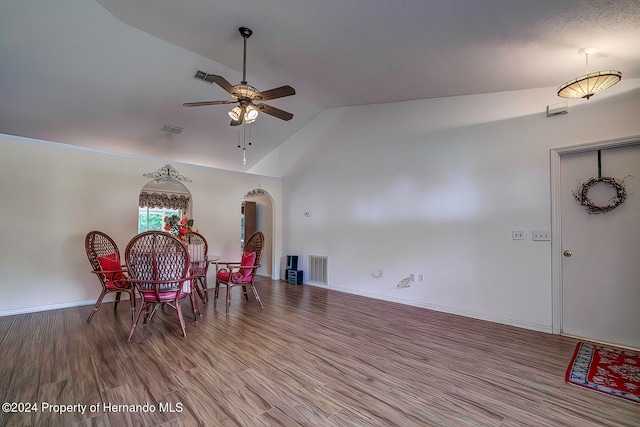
left=2, top=282, right=553, bottom=335
left=0, top=293, right=131, bottom=317
left=302, top=282, right=553, bottom=334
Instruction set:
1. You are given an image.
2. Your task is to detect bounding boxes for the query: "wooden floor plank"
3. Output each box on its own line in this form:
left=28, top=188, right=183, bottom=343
left=0, top=278, right=638, bottom=426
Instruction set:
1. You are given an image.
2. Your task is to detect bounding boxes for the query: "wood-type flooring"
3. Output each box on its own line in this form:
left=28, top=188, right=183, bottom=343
left=0, top=278, right=638, bottom=426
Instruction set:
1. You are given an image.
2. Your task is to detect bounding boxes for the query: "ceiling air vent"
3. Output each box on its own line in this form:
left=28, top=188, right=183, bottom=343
left=193, top=70, right=214, bottom=84
left=161, top=124, right=183, bottom=134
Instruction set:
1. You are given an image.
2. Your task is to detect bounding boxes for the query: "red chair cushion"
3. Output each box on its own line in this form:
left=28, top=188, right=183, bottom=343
left=216, top=271, right=230, bottom=281
left=216, top=251, right=256, bottom=283
left=233, top=271, right=252, bottom=282
left=216, top=271, right=253, bottom=283
left=142, top=290, right=189, bottom=302
left=239, top=251, right=256, bottom=278
left=97, top=253, right=120, bottom=272
left=97, top=253, right=126, bottom=289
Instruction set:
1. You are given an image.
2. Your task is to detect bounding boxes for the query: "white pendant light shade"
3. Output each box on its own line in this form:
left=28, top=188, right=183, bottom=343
left=557, top=48, right=621, bottom=100
left=228, top=106, right=242, bottom=121
left=557, top=70, right=622, bottom=100
left=228, top=105, right=258, bottom=124
left=245, top=104, right=258, bottom=122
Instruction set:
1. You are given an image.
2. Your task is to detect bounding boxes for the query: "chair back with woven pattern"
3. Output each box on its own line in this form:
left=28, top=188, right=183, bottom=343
left=187, top=231, right=209, bottom=301
left=244, top=231, right=265, bottom=272
left=125, top=231, right=191, bottom=301
left=187, top=231, right=208, bottom=265
left=85, top=231, right=121, bottom=282
left=125, top=231, right=197, bottom=340
left=214, top=231, right=265, bottom=314
left=85, top=231, right=135, bottom=323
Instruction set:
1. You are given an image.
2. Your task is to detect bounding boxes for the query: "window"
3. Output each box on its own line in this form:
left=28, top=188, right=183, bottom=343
left=138, top=166, right=191, bottom=234
left=138, top=207, right=182, bottom=233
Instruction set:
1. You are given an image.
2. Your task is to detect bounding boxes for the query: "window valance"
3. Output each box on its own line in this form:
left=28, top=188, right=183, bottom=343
left=139, top=192, right=190, bottom=211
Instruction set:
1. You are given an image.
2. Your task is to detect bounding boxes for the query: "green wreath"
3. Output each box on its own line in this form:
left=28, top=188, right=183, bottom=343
left=573, top=176, right=627, bottom=214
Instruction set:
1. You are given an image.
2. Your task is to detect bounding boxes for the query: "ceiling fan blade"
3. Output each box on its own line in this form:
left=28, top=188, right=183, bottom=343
left=256, top=103, right=294, bottom=121
left=230, top=108, right=245, bottom=126
left=257, top=85, right=296, bottom=101
left=183, top=100, right=234, bottom=107
left=207, top=74, right=238, bottom=97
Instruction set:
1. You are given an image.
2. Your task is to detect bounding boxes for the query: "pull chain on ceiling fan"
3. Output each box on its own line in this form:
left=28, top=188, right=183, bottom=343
left=183, top=27, right=296, bottom=126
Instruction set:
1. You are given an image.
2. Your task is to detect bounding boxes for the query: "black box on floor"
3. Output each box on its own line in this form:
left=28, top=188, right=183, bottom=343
left=286, top=269, right=303, bottom=285
left=286, top=255, right=298, bottom=270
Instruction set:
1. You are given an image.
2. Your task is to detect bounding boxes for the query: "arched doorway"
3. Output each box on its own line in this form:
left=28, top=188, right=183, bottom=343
left=243, top=188, right=275, bottom=279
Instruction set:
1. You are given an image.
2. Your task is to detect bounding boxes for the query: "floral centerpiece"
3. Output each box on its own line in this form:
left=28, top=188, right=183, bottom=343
left=164, top=215, right=194, bottom=241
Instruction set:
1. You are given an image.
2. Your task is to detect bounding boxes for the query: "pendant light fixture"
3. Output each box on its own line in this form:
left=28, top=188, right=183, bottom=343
left=557, top=48, right=621, bottom=100
left=228, top=106, right=242, bottom=122
left=228, top=103, right=258, bottom=124
left=245, top=104, right=259, bottom=123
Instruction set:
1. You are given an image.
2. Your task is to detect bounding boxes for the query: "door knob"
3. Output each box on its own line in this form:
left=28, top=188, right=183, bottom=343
left=563, top=250, right=572, bottom=257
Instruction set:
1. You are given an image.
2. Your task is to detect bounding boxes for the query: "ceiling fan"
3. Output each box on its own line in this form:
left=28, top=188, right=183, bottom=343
left=183, top=27, right=295, bottom=126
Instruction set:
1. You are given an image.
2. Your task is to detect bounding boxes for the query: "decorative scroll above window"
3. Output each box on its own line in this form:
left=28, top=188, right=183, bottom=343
left=139, top=192, right=190, bottom=210
left=143, top=164, right=192, bottom=183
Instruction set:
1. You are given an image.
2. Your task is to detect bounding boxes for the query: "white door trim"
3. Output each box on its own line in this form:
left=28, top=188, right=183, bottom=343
left=550, top=134, right=640, bottom=334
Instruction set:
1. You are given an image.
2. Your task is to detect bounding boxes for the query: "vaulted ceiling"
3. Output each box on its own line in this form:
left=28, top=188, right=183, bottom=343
left=2, top=0, right=639, bottom=172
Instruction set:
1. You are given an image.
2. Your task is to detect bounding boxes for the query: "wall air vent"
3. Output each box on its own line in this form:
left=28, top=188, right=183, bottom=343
left=161, top=125, right=183, bottom=134
left=309, top=255, right=328, bottom=285
left=546, top=101, right=568, bottom=117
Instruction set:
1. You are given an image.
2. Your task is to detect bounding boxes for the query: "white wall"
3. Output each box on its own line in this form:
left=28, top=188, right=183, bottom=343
left=254, top=79, right=640, bottom=332
left=0, top=135, right=282, bottom=315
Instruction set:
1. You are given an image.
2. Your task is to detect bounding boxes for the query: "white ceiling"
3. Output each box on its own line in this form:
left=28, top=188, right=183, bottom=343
left=2, top=0, right=640, bottom=172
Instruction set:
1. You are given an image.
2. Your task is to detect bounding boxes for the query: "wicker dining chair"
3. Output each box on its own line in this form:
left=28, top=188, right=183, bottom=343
left=85, top=231, right=136, bottom=323
left=186, top=231, right=210, bottom=303
left=125, top=231, right=199, bottom=340
left=214, top=231, right=265, bottom=314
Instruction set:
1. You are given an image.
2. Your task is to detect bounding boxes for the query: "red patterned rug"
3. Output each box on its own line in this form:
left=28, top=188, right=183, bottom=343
left=566, top=342, right=640, bottom=403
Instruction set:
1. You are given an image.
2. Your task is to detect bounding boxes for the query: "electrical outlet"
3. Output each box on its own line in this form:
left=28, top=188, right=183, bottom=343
left=512, top=231, right=525, bottom=240
left=418, top=274, right=423, bottom=282
left=532, top=230, right=550, bottom=241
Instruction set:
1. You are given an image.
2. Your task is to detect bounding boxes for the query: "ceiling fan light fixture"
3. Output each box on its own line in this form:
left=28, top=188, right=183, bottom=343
left=557, top=48, right=622, bottom=100
left=228, top=106, right=242, bottom=121
left=184, top=26, right=295, bottom=128
left=228, top=105, right=258, bottom=124
left=245, top=104, right=259, bottom=121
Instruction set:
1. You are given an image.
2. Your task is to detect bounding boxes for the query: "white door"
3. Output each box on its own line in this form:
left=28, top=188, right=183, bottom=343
left=561, top=144, right=640, bottom=349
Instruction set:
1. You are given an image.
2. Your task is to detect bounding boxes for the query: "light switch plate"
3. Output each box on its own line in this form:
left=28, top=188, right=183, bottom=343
left=532, top=230, right=550, bottom=241
left=512, top=231, right=525, bottom=240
